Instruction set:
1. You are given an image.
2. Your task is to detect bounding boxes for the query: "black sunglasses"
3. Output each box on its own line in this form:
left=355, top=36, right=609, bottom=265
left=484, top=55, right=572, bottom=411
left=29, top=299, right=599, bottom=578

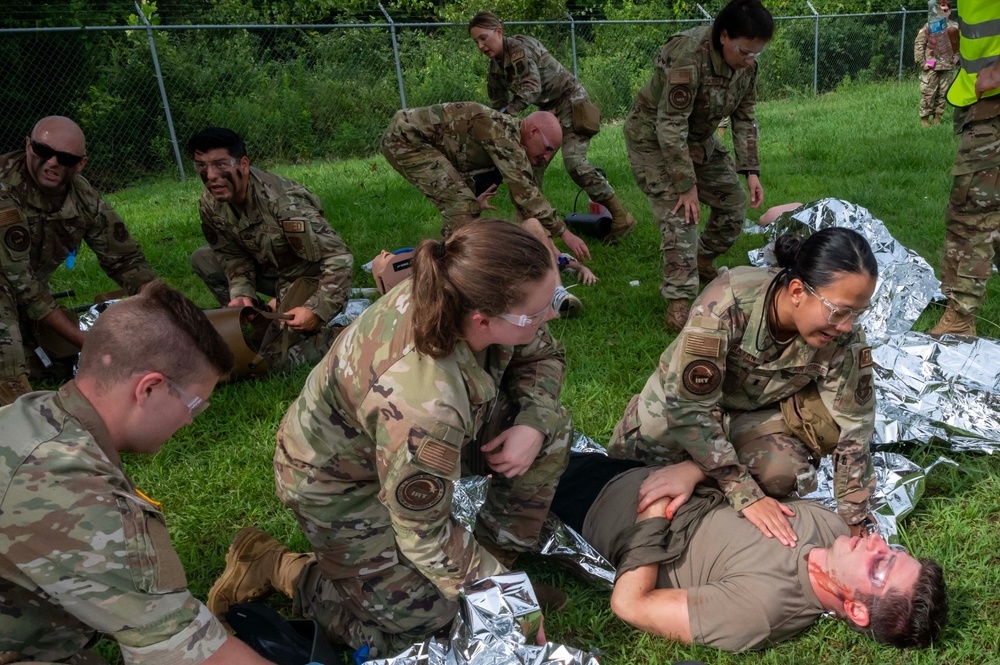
left=29, top=139, right=85, bottom=167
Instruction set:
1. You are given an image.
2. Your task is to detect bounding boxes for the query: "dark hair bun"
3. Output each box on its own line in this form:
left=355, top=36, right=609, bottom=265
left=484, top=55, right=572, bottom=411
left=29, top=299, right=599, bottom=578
left=773, top=232, right=804, bottom=269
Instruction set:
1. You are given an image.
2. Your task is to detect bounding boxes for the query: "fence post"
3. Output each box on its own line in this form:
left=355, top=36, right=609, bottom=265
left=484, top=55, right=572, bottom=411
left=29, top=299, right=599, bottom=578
left=565, top=12, right=578, bottom=79
left=898, top=7, right=907, bottom=82
left=808, top=1, right=819, bottom=95
left=134, top=1, right=184, bottom=181
left=379, top=3, right=407, bottom=109
left=696, top=4, right=713, bottom=21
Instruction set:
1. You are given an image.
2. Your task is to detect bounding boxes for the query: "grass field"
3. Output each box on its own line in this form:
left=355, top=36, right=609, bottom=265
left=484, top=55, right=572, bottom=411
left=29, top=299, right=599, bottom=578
left=57, top=80, right=1000, bottom=664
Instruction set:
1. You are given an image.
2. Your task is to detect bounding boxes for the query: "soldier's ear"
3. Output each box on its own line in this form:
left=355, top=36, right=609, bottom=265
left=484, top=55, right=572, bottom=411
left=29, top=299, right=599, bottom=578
left=74, top=156, right=88, bottom=174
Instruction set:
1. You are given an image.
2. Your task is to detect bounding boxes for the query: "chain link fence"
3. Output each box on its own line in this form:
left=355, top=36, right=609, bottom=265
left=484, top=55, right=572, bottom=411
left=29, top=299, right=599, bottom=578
left=0, top=7, right=930, bottom=190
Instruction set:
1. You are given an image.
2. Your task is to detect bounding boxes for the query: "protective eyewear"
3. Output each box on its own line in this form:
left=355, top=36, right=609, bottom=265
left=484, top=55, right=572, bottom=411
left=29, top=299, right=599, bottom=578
left=192, top=157, right=237, bottom=175
left=802, top=281, right=871, bottom=325
left=870, top=543, right=908, bottom=589
left=733, top=43, right=766, bottom=58
left=29, top=139, right=85, bottom=167
left=496, top=299, right=553, bottom=328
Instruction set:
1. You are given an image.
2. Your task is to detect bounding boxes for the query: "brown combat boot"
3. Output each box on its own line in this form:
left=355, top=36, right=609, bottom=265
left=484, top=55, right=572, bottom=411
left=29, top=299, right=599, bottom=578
left=207, top=527, right=314, bottom=620
left=697, top=254, right=719, bottom=284
left=665, top=299, right=691, bottom=333
left=921, top=117, right=931, bottom=128
left=0, top=374, right=32, bottom=407
left=928, top=307, right=976, bottom=336
left=598, top=195, right=637, bottom=244
left=934, top=114, right=942, bottom=125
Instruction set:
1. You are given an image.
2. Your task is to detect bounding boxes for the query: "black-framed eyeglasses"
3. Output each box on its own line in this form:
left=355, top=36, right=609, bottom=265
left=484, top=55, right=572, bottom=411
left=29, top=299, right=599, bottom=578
left=802, top=280, right=871, bottom=325
left=29, top=139, right=85, bottom=167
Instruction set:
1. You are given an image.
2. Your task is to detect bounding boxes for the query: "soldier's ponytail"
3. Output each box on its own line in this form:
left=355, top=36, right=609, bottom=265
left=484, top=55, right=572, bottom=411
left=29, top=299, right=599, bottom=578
left=411, top=220, right=553, bottom=358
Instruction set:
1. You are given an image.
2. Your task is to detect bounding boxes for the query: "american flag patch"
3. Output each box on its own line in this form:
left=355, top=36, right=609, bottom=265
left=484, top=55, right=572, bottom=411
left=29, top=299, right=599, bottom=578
left=417, top=439, right=459, bottom=475
left=685, top=333, right=720, bottom=357
left=0, top=206, right=20, bottom=227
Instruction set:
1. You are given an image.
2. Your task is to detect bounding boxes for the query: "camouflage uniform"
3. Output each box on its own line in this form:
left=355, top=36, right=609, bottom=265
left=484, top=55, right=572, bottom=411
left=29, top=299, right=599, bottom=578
left=191, top=167, right=353, bottom=370
left=607, top=267, right=876, bottom=525
left=381, top=102, right=566, bottom=238
left=274, top=280, right=572, bottom=655
left=488, top=34, right=613, bottom=201
left=624, top=25, right=760, bottom=301
left=914, top=21, right=959, bottom=120
left=0, top=151, right=155, bottom=381
left=939, top=101, right=1000, bottom=318
left=0, top=382, right=228, bottom=663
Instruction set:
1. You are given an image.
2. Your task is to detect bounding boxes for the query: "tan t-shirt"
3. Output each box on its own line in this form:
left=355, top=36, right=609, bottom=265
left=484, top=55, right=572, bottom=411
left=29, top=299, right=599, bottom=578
left=584, top=467, right=848, bottom=652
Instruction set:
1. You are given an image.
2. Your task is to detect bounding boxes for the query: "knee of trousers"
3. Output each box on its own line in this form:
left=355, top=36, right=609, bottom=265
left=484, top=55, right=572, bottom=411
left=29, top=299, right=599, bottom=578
left=736, top=433, right=811, bottom=498
left=190, top=245, right=222, bottom=279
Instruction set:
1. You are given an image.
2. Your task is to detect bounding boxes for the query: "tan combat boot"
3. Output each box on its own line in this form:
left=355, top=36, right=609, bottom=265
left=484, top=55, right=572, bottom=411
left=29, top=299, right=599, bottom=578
left=207, top=527, right=314, bottom=620
left=928, top=307, right=976, bottom=336
left=697, top=254, right=719, bottom=284
left=934, top=114, right=942, bottom=125
left=921, top=117, right=931, bottom=128
left=665, top=299, right=691, bottom=333
left=0, top=374, right=32, bottom=407
left=598, top=195, right=637, bottom=244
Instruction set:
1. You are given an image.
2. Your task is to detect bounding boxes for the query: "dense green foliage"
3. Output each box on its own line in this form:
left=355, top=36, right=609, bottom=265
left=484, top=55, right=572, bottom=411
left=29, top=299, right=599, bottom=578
left=1, top=1, right=930, bottom=189
left=42, top=80, right=998, bottom=664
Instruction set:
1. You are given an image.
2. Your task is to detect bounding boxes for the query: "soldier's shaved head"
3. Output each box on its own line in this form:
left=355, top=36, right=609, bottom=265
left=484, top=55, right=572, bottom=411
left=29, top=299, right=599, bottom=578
left=31, top=116, right=87, bottom=157
left=24, top=116, right=88, bottom=196
left=520, top=111, right=562, bottom=167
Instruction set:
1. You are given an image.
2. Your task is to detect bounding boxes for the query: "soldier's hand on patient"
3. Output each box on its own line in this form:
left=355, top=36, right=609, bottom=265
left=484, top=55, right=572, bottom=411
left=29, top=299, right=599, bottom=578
left=746, top=174, right=764, bottom=208
left=228, top=296, right=256, bottom=309
left=285, top=306, right=320, bottom=331
left=637, top=460, right=705, bottom=519
left=672, top=186, right=700, bottom=224
left=478, top=183, right=499, bottom=211
left=741, top=497, right=798, bottom=548
left=481, top=425, right=544, bottom=477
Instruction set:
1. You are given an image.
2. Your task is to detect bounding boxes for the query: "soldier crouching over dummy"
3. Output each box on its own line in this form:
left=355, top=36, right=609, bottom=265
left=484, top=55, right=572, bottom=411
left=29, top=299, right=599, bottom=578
left=208, top=220, right=573, bottom=656
left=0, top=281, right=279, bottom=665
left=188, top=127, right=353, bottom=372
left=609, top=228, right=880, bottom=548
left=0, top=116, right=156, bottom=404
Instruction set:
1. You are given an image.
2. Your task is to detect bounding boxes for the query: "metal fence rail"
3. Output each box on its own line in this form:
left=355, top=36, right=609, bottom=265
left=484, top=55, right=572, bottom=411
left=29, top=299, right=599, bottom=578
left=0, top=6, right=930, bottom=189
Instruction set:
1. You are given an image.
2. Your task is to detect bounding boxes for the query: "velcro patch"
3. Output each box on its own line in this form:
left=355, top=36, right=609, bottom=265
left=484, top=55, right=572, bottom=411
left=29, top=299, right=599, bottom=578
left=113, top=221, right=129, bottom=242
left=396, top=473, right=446, bottom=511
left=859, top=346, right=872, bottom=368
left=201, top=222, right=219, bottom=246
left=668, top=86, right=692, bottom=110
left=0, top=206, right=20, bottom=227
left=668, top=70, right=691, bottom=85
left=282, top=219, right=306, bottom=233
left=685, top=333, right=721, bottom=357
left=682, top=359, right=721, bottom=396
left=511, top=49, right=525, bottom=62
left=4, top=226, right=29, bottom=252
left=854, top=374, right=873, bottom=404
left=416, top=438, right=459, bottom=475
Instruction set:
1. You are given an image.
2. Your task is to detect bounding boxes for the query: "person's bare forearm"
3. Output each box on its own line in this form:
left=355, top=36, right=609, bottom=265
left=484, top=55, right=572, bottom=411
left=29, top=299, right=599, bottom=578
left=39, top=308, right=84, bottom=348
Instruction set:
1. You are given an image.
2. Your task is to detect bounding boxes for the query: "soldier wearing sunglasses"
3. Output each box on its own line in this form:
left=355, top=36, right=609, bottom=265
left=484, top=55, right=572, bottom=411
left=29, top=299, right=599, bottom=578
left=0, top=116, right=155, bottom=404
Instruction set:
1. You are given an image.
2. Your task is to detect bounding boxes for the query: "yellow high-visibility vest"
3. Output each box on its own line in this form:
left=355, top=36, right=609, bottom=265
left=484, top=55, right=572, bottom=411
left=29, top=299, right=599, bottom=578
left=947, top=1, right=1000, bottom=107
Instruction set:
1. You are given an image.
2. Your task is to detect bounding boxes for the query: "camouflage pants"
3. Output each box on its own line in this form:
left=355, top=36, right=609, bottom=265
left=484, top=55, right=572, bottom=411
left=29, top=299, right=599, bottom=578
left=381, top=111, right=481, bottom=235
left=607, top=398, right=815, bottom=498
left=531, top=90, right=615, bottom=203
left=191, top=246, right=337, bottom=371
left=919, top=69, right=955, bottom=119
left=940, top=118, right=1000, bottom=316
left=279, top=399, right=572, bottom=655
left=625, top=137, right=747, bottom=301
left=0, top=274, right=79, bottom=381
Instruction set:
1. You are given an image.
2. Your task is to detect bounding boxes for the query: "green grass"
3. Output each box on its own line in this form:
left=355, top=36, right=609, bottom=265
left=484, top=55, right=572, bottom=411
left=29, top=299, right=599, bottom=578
left=54, top=80, right=998, bottom=664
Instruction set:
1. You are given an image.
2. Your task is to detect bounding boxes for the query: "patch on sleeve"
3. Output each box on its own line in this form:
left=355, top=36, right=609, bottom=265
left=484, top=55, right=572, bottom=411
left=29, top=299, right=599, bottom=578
left=859, top=346, right=872, bottom=368
left=4, top=226, right=29, bottom=253
left=668, top=70, right=691, bottom=85
left=682, top=359, right=721, bottom=396
left=282, top=219, right=306, bottom=233
left=684, top=332, right=721, bottom=357
left=511, top=49, right=525, bottom=62
left=201, top=222, right=219, bottom=246
left=396, top=473, right=446, bottom=511
left=668, top=86, right=692, bottom=110
left=416, top=439, right=460, bottom=475
left=113, top=221, right=129, bottom=242
left=0, top=205, right=21, bottom=227
left=854, top=374, right=873, bottom=404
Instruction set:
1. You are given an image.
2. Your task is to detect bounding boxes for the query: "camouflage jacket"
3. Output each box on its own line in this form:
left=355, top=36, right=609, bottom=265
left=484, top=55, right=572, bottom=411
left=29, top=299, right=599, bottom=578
left=488, top=34, right=584, bottom=115
left=198, top=168, right=354, bottom=322
left=913, top=22, right=959, bottom=70
left=629, top=25, right=760, bottom=193
left=0, top=381, right=228, bottom=664
left=0, top=151, right=155, bottom=321
left=619, top=267, right=875, bottom=523
left=383, top=102, right=566, bottom=236
left=275, top=280, right=566, bottom=599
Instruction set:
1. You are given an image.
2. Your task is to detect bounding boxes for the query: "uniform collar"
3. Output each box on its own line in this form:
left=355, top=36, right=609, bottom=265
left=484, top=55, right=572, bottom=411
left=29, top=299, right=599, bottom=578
left=708, top=39, right=735, bottom=79
left=55, top=379, right=121, bottom=469
left=451, top=338, right=504, bottom=407
left=738, top=276, right=818, bottom=369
